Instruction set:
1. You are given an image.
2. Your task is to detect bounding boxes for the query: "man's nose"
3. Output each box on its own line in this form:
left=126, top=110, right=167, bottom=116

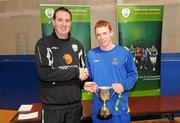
left=100, top=35, right=104, bottom=40
left=62, top=21, right=66, bottom=26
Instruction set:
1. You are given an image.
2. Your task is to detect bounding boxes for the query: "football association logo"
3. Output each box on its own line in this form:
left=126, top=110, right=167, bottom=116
left=121, top=8, right=130, bottom=18
left=44, top=8, right=54, bottom=19
left=72, top=44, right=78, bottom=52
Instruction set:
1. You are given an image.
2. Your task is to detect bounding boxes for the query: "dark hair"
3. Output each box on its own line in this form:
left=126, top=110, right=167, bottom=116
left=53, top=7, right=72, bottom=20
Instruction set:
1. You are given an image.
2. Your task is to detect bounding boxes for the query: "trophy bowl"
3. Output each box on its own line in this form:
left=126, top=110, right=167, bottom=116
left=95, top=86, right=114, bottom=120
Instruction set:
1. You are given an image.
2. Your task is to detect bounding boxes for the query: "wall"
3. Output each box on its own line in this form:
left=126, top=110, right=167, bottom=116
left=162, top=3, right=180, bottom=53
left=0, top=0, right=117, bottom=54
left=0, top=55, right=39, bottom=109
left=0, top=0, right=41, bottom=54
left=1, top=0, right=180, bottom=54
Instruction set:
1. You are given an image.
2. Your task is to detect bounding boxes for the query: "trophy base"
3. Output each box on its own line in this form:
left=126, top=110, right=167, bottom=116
left=97, top=113, right=112, bottom=120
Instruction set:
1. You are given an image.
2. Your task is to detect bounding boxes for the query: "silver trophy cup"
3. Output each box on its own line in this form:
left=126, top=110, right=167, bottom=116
left=95, top=86, right=115, bottom=120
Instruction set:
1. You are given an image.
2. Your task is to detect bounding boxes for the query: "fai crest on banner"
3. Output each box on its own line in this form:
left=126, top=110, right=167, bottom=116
left=45, top=8, right=54, bottom=19
left=121, top=8, right=130, bottom=18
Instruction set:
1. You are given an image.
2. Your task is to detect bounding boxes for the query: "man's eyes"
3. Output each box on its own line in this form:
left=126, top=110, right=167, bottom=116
left=65, top=19, right=71, bottom=22
left=57, top=18, right=71, bottom=22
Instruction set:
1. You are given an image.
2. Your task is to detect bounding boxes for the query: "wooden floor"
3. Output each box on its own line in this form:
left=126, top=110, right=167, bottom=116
left=0, top=110, right=17, bottom=123
left=132, top=117, right=180, bottom=123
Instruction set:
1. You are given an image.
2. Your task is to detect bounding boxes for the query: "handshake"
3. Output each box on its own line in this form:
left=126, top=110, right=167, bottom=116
left=79, top=68, right=89, bottom=81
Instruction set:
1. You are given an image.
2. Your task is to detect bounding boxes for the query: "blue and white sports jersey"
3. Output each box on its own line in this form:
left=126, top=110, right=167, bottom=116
left=86, top=45, right=137, bottom=123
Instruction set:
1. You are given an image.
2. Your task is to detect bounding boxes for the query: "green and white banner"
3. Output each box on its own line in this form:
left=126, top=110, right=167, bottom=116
left=118, top=5, right=164, bottom=96
left=40, top=4, right=92, bottom=100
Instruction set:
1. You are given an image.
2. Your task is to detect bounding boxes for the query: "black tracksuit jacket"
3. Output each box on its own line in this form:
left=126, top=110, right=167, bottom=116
left=35, top=32, right=86, bottom=109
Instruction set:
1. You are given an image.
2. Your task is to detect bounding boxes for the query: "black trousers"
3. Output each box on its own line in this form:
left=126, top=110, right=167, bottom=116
left=43, top=105, right=82, bottom=123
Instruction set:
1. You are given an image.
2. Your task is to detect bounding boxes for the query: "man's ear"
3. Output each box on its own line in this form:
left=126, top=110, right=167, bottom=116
left=52, top=20, right=55, bottom=26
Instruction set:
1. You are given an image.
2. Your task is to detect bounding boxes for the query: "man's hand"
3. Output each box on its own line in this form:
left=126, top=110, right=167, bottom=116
left=79, top=68, right=89, bottom=81
left=84, top=81, right=97, bottom=93
left=112, top=83, right=124, bottom=94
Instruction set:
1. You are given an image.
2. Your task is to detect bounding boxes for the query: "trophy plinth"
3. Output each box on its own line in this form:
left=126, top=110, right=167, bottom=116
left=97, top=105, right=112, bottom=119
left=95, top=86, right=114, bottom=120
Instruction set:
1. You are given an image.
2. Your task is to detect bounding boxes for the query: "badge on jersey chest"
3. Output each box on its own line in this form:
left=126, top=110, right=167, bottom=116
left=72, top=44, right=78, bottom=52
left=63, top=54, right=73, bottom=64
left=112, top=57, right=118, bottom=65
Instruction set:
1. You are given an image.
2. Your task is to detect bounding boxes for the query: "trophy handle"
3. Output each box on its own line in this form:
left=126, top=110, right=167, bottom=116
left=94, top=87, right=115, bottom=100
left=109, top=89, right=115, bottom=100
left=94, top=88, right=100, bottom=98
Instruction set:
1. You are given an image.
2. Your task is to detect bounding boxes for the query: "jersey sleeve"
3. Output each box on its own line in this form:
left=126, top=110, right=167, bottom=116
left=122, top=51, right=137, bottom=91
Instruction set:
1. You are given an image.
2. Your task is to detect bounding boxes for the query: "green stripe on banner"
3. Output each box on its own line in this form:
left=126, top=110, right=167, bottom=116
left=40, top=5, right=90, bottom=23
left=129, top=89, right=160, bottom=97
left=118, top=5, right=164, bottom=22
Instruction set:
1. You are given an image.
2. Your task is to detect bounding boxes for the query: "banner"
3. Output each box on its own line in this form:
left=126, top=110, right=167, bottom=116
left=40, top=4, right=91, bottom=52
left=40, top=4, right=92, bottom=100
left=118, top=5, right=164, bottom=96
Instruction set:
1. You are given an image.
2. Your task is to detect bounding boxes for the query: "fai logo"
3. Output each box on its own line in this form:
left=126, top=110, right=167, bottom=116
left=72, top=44, right=78, bottom=52
left=44, top=8, right=54, bottom=19
left=121, top=8, right=130, bottom=18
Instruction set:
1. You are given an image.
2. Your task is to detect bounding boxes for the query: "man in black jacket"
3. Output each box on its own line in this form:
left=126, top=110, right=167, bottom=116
left=35, top=7, right=89, bottom=123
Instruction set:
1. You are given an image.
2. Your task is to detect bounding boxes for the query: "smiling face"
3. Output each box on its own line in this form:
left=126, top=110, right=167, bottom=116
left=53, top=10, right=72, bottom=39
left=95, top=26, right=113, bottom=51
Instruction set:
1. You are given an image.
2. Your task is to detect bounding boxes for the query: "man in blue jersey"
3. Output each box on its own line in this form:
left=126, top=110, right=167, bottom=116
left=84, top=20, right=137, bottom=123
